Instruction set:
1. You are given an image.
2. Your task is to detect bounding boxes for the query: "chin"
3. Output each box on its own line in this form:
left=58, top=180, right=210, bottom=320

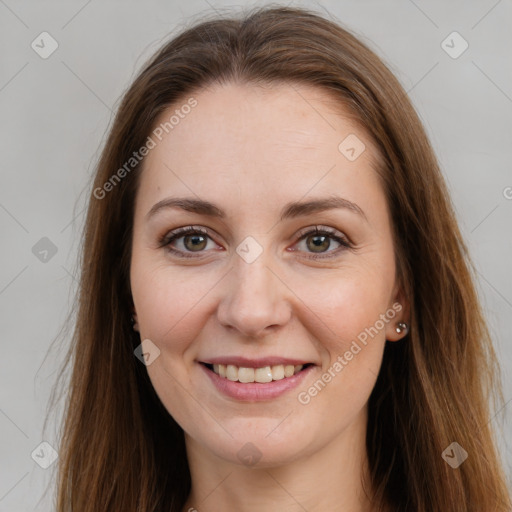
left=198, top=420, right=318, bottom=469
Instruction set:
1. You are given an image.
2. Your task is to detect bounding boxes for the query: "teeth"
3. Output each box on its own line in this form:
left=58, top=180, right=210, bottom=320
left=210, top=363, right=305, bottom=382
left=254, top=366, right=272, bottom=383
left=271, top=364, right=284, bottom=380
left=226, top=364, right=238, bottom=381
left=238, top=367, right=254, bottom=383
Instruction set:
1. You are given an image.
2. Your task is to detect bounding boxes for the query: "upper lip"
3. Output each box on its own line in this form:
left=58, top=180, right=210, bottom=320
left=199, top=356, right=314, bottom=368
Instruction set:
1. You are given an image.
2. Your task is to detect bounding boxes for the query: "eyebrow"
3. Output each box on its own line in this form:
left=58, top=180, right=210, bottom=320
left=145, top=195, right=367, bottom=223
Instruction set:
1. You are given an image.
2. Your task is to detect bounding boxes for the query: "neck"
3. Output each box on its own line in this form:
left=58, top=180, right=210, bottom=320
left=181, top=406, right=375, bottom=512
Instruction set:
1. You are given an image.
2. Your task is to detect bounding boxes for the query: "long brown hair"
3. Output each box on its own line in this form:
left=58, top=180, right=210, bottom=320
left=47, top=5, right=511, bottom=511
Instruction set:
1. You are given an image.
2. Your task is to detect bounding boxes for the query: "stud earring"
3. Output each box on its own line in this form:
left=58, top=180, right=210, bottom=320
left=395, top=322, right=408, bottom=334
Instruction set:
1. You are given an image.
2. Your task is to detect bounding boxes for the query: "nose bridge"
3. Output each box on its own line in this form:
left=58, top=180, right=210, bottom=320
left=217, top=240, right=290, bottom=337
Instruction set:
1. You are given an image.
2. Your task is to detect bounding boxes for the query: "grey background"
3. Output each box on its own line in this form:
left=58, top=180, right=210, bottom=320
left=1, top=0, right=511, bottom=509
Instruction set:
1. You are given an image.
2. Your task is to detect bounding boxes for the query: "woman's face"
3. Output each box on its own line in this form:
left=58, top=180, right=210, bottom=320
left=130, top=82, right=407, bottom=467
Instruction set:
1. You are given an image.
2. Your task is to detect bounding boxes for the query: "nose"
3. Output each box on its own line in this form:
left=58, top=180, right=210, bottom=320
left=216, top=251, right=292, bottom=339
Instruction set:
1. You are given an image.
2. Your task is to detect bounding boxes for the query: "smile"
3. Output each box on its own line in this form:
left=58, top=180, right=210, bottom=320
left=207, top=363, right=308, bottom=383
left=198, top=359, right=316, bottom=401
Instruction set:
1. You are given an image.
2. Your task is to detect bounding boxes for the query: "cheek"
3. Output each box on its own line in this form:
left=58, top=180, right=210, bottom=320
left=291, top=268, right=391, bottom=404
left=130, top=263, right=210, bottom=427
left=294, top=266, right=392, bottom=345
left=131, top=261, right=219, bottom=352
left=290, top=280, right=387, bottom=429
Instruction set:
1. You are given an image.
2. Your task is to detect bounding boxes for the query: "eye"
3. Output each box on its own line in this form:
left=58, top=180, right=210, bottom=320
left=292, top=225, right=352, bottom=260
left=159, top=226, right=219, bottom=259
left=159, top=225, right=352, bottom=260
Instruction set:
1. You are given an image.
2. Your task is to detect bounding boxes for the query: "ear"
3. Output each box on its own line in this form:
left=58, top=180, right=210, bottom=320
left=385, top=281, right=410, bottom=342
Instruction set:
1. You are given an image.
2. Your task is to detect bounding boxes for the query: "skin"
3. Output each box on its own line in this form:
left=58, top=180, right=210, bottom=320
left=130, top=81, right=409, bottom=511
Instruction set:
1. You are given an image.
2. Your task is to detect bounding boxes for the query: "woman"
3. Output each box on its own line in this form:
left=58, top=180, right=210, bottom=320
left=49, top=5, right=511, bottom=511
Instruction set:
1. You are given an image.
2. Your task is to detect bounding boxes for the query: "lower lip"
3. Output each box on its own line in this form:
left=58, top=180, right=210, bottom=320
left=200, top=363, right=315, bottom=401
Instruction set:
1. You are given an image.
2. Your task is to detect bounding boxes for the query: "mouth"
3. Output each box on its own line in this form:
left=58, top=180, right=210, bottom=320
left=198, top=359, right=316, bottom=401
left=201, top=362, right=314, bottom=383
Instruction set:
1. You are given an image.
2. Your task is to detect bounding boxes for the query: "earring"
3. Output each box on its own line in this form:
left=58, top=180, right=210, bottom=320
left=395, top=322, right=408, bottom=334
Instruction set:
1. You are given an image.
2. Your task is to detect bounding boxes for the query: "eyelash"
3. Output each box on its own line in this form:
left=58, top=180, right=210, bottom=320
left=158, top=225, right=352, bottom=260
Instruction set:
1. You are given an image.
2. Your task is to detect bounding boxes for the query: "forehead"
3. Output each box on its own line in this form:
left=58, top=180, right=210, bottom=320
left=136, top=81, right=385, bottom=222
